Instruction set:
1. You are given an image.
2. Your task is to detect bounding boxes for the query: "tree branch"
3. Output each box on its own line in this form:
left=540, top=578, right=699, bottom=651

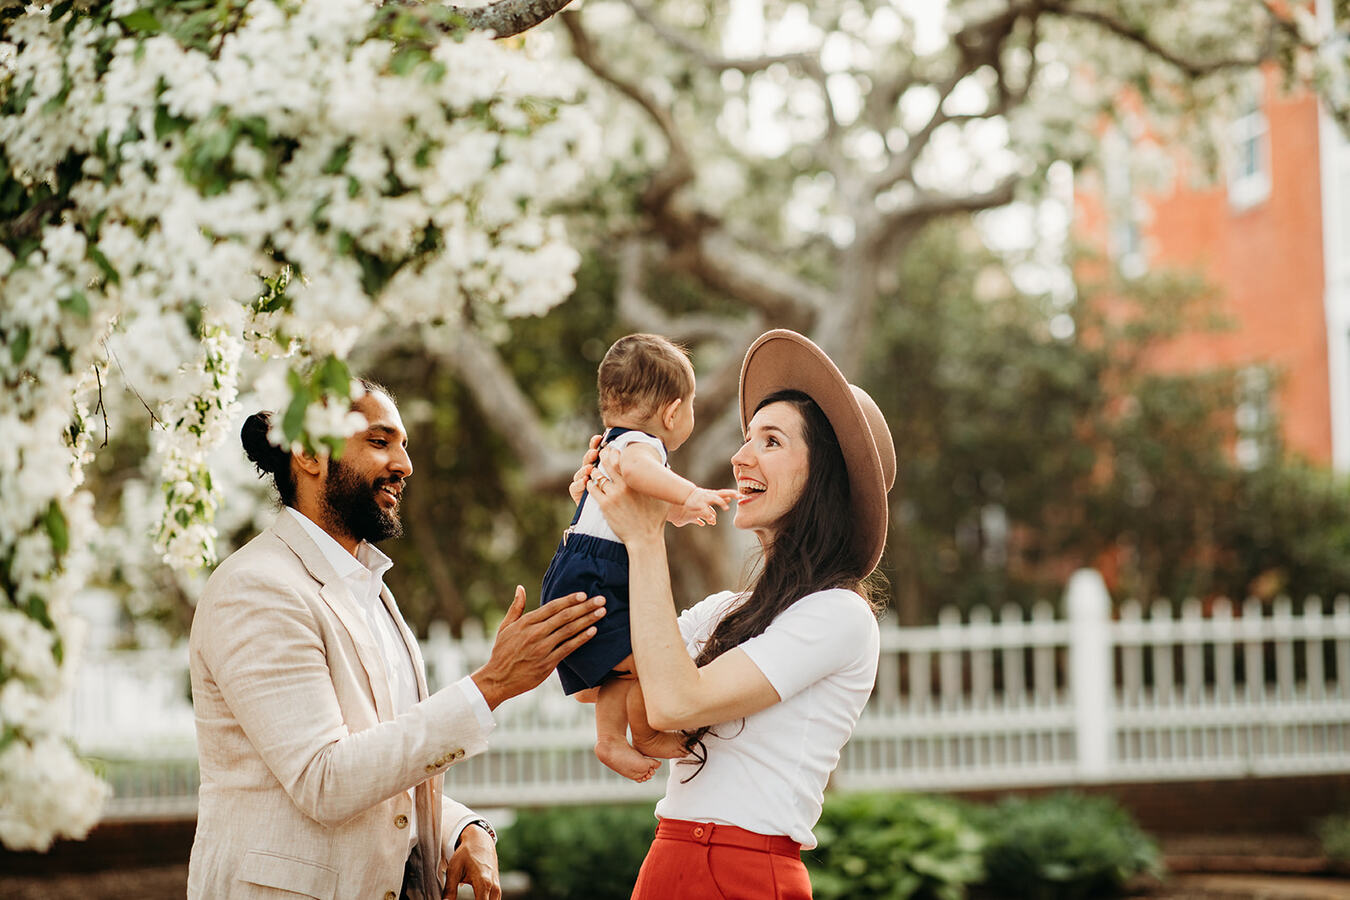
left=562, top=10, right=694, bottom=216
left=440, top=329, right=581, bottom=490
left=679, top=228, right=827, bottom=330
left=615, top=240, right=741, bottom=343
left=870, top=173, right=1020, bottom=254
left=870, top=6, right=1027, bottom=196
left=0, top=196, right=64, bottom=245
left=1042, top=2, right=1277, bottom=78
left=444, top=0, right=577, bottom=39
left=623, top=0, right=818, bottom=76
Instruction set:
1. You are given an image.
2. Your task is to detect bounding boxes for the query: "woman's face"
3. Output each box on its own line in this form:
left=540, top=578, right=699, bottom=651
left=731, top=401, right=810, bottom=541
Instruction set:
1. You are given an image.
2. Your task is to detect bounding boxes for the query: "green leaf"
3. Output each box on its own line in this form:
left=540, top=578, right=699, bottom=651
left=118, top=9, right=163, bottom=33
left=281, top=385, right=310, bottom=444
left=59, top=289, right=90, bottom=319
left=25, top=593, right=54, bottom=630
left=45, top=500, right=69, bottom=556
left=317, top=356, right=352, bottom=397
left=322, top=141, right=352, bottom=176
left=154, top=105, right=189, bottom=140
left=42, top=68, right=72, bottom=112
left=390, top=47, right=428, bottom=77
left=88, top=245, right=120, bottom=285
left=9, top=327, right=30, bottom=366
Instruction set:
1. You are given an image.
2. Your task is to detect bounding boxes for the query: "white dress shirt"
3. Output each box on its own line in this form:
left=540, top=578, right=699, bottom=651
left=287, top=507, right=494, bottom=851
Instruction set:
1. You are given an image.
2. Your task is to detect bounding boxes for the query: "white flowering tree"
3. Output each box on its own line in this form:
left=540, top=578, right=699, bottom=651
left=437, top=0, right=1350, bottom=599
left=0, top=0, right=599, bottom=850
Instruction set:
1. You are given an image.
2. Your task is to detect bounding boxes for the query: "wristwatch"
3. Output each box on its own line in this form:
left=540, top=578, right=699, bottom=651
left=459, top=818, right=497, bottom=845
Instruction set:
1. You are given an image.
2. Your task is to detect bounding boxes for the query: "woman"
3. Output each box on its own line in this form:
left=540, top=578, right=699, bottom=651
left=586, top=329, right=897, bottom=899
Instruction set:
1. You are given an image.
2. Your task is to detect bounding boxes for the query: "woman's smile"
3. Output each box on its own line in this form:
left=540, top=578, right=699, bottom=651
left=731, top=402, right=809, bottom=537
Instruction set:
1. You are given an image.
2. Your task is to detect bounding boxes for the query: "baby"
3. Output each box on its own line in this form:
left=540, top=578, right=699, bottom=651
left=542, top=333, right=737, bottom=781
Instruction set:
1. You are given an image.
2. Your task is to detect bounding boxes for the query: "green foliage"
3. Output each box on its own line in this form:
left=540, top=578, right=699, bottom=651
left=974, top=793, right=1161, bottom=899
left=1214, top=460, right=1350, bottom=604
left=498, top=804, right=657, bottom=900
left=494, top=793, right=1165, bottom=900
left=867, top=221, right=1350, bottom=619
left=808, top=793, right=985, bottom=900
left=1315, top=812, right=1350, bottom=861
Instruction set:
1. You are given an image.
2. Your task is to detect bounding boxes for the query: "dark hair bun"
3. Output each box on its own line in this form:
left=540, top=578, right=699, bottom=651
left=240, top=412, right=289, bottom=476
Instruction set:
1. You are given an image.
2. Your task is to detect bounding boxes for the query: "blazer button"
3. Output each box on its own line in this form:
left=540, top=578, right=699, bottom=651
left=425, top=764, right=436, bottom=773
left=384, top=892, right=397, bottom=900
left=395, top=814, right=409, bottom=829
left=452, top=748, right=465, bottom=760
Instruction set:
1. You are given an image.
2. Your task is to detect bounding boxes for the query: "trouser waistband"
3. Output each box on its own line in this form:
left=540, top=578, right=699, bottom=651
left=655, top=818, right=801, bottom=857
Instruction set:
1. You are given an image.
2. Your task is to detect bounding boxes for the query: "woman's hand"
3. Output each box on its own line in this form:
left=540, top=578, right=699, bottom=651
left=569, top=434, right=602, bottom=504
left=588, top=447, right=668, bottom=543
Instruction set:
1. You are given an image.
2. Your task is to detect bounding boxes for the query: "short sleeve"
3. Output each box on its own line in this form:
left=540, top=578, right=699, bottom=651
left=738, top=589, right=878, bottom=701
left=605, top=431, right=668, bottom=466
left=676, top=591, right=741, bottom=653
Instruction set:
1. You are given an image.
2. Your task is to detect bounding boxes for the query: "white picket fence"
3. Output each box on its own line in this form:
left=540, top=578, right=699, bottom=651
left=70, top=570, right=1350, bottom=820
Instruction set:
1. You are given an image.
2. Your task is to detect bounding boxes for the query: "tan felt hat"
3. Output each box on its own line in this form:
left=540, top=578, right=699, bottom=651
left=739, top=329, right=897, bottom=577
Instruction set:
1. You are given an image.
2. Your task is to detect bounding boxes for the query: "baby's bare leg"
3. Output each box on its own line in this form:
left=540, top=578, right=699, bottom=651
left=628, top=680, right=689, bottom=759
left=594, top=677, right=661, bottom=782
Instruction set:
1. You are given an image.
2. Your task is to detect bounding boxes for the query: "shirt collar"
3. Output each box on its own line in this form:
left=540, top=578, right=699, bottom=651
left=286, top=507, right=390, bottom=582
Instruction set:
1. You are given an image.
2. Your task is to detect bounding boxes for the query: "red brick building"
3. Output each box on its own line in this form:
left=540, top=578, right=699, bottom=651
left=1076, top=28, right=1350, bottom=470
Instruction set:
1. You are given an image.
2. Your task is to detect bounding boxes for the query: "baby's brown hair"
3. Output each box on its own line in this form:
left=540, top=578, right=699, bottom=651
left=597, top=333, right=694, bottom=422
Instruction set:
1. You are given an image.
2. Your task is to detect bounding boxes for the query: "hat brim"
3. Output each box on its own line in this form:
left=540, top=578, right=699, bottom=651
left=738, top=330, right=892, bottom=577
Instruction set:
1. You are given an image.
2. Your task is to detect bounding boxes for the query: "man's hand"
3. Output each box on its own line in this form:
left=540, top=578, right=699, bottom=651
left=443, top=824, right=499, bottom=900
left=470, top=586, right=604, bottom=709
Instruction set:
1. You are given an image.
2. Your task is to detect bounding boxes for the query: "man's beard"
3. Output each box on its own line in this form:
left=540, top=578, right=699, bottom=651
left=323, top=457, right=404, bottom=544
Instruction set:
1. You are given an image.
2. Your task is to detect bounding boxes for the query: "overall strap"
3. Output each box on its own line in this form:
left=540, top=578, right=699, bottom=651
left=568, top=427, right=638, bottom=526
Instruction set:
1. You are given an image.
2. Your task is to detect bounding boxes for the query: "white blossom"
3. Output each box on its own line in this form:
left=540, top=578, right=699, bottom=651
left=0, top=0, right=601, bottom=849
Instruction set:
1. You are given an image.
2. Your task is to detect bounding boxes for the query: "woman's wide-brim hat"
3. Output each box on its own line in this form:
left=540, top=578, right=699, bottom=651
left=739, top=329, right=897, bottom=577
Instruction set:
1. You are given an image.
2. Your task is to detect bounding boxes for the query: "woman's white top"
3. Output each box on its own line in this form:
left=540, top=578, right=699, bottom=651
left=573, top=430, right=668, bottom=542
left=653, top=588, right=880, bottom=849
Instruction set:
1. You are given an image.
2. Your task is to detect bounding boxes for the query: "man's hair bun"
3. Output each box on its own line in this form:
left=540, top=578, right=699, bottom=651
left=240, top=411, right=288, bottom=476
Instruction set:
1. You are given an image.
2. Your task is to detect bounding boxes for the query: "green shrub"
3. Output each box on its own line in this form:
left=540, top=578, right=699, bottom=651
left=1315, top=812, right=1350, bottom=860
left=974, top=792, right=1161, bottom=899
left=808, top=792, right=985, bottom=900
left=498, top=803, right=657, bottom=900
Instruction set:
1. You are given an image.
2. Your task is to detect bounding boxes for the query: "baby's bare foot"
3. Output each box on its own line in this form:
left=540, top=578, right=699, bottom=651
left=596, top=737, right=661, bottom=782
left=632, top=730, right=687, bottom=760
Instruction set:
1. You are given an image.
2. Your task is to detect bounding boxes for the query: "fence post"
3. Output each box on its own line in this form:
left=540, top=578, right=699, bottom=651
left=1067, top=569, right=1113, bottom=780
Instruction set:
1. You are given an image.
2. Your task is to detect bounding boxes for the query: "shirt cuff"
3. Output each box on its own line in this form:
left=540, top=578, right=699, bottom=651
left=454, top=676, right=497, bottom=735
left=446, top=813, right=495, bottom=850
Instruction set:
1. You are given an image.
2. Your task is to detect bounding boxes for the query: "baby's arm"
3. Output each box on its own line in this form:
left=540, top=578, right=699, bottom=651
left=612, top=445, right=736, bottom=527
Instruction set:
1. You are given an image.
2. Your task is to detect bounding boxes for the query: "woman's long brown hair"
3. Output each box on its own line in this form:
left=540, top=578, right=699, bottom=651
left=677, top=389, right=880, bottom=779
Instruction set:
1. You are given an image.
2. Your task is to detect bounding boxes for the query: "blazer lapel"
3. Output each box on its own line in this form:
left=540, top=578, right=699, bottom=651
left=271, top=512, right=396, bottom=720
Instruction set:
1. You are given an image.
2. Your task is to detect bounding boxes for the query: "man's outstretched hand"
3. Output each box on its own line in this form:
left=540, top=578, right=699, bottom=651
left=470, top=586, right=604, bottom=709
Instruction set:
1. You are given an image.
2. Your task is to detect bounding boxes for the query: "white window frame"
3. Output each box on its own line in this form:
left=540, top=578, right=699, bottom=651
left=1226, top=82, right=1272, bottom=211
left=1103, top=128, right=1147, bottom=277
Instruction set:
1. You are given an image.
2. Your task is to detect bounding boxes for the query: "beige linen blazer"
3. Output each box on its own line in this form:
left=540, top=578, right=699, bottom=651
left=187, top=511, right=490, bottom=900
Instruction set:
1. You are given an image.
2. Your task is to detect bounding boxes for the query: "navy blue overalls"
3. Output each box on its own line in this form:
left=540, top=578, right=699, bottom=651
left=540, top=427, right=661, bottom=695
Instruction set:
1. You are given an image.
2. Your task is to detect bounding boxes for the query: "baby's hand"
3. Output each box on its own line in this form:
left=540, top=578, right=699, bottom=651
left=670, top=487, right=738, bottom=527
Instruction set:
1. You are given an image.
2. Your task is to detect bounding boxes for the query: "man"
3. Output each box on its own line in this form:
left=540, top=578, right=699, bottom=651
left=187, top=383, right=604, bottom=900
